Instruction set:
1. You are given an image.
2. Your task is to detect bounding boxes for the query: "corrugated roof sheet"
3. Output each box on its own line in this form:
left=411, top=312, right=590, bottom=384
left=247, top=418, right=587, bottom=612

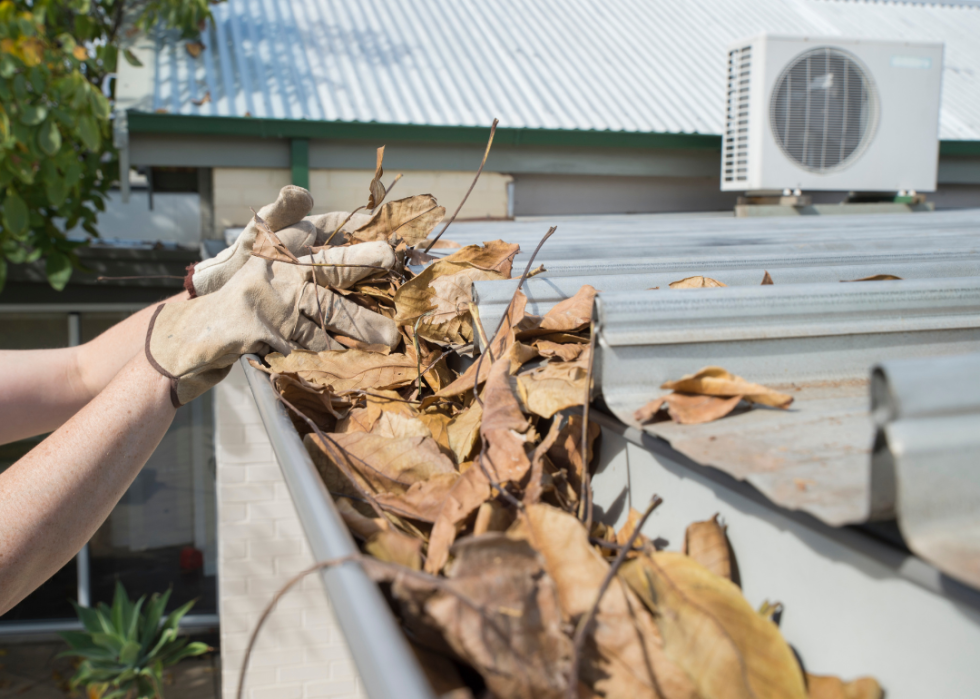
left=141, top=0, right=980, bottom=140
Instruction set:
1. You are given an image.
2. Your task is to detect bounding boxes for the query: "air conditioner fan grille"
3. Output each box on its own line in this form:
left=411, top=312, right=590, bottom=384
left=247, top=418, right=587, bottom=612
left=770, top=47, right=876, bottom=172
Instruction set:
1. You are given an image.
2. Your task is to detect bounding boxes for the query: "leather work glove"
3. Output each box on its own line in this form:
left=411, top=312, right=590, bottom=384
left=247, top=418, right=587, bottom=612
left=186, top=186, right=373, bottom=297
left=148, top=241, right=399, bottom=406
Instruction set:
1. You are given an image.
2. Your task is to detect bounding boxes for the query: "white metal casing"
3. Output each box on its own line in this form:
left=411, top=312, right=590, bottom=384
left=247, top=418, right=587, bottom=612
left=721, top=34, right=943, bottom=193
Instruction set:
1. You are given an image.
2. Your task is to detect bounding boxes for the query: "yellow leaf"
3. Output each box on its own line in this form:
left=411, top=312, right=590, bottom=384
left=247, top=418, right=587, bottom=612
left=517, top=352, right=589, bottom=418
left=266, top=349, right=417, bottom=392
left=73, top=45, right=88, bottom=60
left=620, top=551, right=808, bottom=699
left=669, top=275, right=727, bottom=289
left=684, top=514, right=736, bottom=582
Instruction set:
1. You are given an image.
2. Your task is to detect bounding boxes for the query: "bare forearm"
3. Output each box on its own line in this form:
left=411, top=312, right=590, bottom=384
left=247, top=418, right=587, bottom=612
left=0, top=292, right=186, bottom=444
left=0, top=352, right=176, bottom=615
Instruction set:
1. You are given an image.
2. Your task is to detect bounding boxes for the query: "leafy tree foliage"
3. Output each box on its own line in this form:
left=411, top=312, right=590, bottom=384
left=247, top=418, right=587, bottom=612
left=0, top=0, right=217, bottom=292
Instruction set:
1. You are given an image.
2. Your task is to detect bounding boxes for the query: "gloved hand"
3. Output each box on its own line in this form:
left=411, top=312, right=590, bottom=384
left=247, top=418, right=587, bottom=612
left=149, top=241, right=400, bottom=406
left=186, top=187, right=374, bottom=297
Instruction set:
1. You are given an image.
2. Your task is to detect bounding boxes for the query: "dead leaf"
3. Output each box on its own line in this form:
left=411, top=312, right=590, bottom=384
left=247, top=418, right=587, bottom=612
left=473, top=500, right=515, bottom=535
left=371, top=410, right=432, bottom=439
left=250, top=211, right=300, bottom=263
left=841, top=274, right=903, bottom=282
left=410, top=644, right=474, bottom=699
left=615, top=507, right=652, bottom=552
left=762, top=271, right=774, bottom=285
left=634, top=393, right=743, bottom=425
left=266, top=349, right=418, bottom=392
left=661, top=366, right=794, bottom=409
left=669, top=276, right=727, bottom=289
left=524, top=417, right=564, bottom=506
left=512, top=504, right=698, bottom=699
left=367, top=146, right=386, bottom=210
left=684, top=514, right=735, bottom=582
left=352, top=194, right=445, bottom=247
left=425, top=466, right=491, bottom=573
left=480, top=346, right=532, bottom=484
left=332, top=334, right=392, bottom=354
left=547, top=415, right=600, bottom=495
left=191, top=91, right=211, bottom=106
left=365, top=529, right=422, bottom=570
left=335, top=390, right=416, bottom=434
left=518, top=285, right=596, bottom=337
left=447, top=401, right=483, bottom=464
left=419, top=411, right=452, bottom=455
left=517, top=351, right=589, bottom=419
left=335, top=497, right=388, bottom=539
left=394, top=241, right=520, bottom=345
left=185, top=41, right=204, bottom=58
left=621, top=551, right=808, bottom=699
left=423, top=535, right=573, bottom=699
left=533, top=340, right=586, bottom=362
left=806, top=674, right=883, bottom=699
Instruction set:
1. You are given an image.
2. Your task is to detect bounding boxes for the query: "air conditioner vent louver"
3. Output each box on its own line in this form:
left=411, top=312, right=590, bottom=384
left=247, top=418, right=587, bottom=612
left=769, top=47, right=877, bottom=173
left=724, top=46, right=752, bottom=183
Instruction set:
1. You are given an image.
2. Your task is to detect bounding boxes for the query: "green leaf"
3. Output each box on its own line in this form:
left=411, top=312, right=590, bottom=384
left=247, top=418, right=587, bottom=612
left=160, top=598, right=196, bottom=635
left=161, top=641, right=210, bottom=667
left=2, top=188, right=28, bottom=235
left=111, top=581, right=127, bottom=634
left=45, top=250, right=72, bottom=290
left=140, top=590, right=171, bottom=655
left=123, top=49, right=143, bottom=67
left=119, top=640, right=141, bottom=666
left=88, top=88, right=110, bottom=120
left=69, top=0, right=91, bottom=13
left=19, top=104, right=47, bottom=126
left=0, top=258, right=6, bottom=294
left=37, top=119, right=61, bottom=155
left=0, top=54, right=15, bottom=79
left=45, top=173, right=67, bottom=206
left=77, top=114, right=100, bottom=151
left=91, top=631, right=125, bottom=654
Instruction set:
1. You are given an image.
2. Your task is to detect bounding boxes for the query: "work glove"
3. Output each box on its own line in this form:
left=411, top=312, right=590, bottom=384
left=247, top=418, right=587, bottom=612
left=186, top=186, right=374, bottom=297
left=148, top=241, right=400, bottom=406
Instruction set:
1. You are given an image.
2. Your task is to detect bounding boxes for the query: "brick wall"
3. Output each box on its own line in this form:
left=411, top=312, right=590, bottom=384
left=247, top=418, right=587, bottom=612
left=215, top=362, right=366, bottom=699
left=213, top=167, right=513, bottom=234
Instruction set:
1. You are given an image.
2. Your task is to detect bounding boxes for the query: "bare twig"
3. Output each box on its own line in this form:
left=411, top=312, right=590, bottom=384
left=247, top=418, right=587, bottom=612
left=580, top=321, right=597, bottom=529
left=422, top=118, right=499, bottom=253
left=323, top=205, right=367, bottom=246
left=567, top=494, right=663, bottom=699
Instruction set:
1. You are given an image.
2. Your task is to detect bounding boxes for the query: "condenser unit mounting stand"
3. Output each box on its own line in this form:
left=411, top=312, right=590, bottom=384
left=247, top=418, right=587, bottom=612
left=722, top=34, right=943, bottom=194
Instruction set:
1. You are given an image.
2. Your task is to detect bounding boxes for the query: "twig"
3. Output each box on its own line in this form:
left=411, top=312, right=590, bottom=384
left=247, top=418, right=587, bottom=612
left=422, top=118, right=499, bottom=253
left=567, top=494, right=662, bottom=699
left=470, top=225, right=558, bottom=408
left=323, top=206, right=367, bottom=246
left=580, top=321, right=597, bottom=529
left=383, top=173, right=403, bottom=202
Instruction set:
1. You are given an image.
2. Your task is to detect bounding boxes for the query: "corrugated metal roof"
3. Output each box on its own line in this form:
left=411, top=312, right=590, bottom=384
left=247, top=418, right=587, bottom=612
left=139, top=0, right=980, bottom=140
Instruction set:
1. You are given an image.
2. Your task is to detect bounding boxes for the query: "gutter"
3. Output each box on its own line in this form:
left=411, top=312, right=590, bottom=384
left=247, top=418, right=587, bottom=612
left=240, top=356, right=435, bottom=699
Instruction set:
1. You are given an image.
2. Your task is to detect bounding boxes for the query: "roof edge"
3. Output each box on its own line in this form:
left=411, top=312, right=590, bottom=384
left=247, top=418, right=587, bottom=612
left=126, top=112, right=724, bottom=151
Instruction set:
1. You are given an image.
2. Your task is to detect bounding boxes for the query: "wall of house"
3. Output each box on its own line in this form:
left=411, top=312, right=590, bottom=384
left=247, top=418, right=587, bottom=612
left=212, top=167, right=512, bottom=236
left=215, top=362, right=365, bottom=699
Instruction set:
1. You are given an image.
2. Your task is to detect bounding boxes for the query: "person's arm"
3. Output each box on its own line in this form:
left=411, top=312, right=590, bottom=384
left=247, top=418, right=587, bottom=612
left=0, top=351, right=176, bottom=615
left=0, top=292, right=187, bottom=445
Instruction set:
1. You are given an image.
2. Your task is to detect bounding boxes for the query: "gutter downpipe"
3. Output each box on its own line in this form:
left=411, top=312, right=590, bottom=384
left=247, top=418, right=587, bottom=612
left=240, top=356, right=434, bottom=699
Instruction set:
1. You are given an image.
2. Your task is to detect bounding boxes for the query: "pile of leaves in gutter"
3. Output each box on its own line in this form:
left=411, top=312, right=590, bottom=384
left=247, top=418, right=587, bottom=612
left=246, top=157, right=882, bottom=699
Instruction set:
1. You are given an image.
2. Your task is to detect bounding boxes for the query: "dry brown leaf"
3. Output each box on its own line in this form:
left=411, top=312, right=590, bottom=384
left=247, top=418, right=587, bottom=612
left=621, top=551, right=808, bottom=699
left=532, top=332, right=590, bottom=345
left=806, top=674, right=883, bottom=699
left=534, top=340, right=586, bottom=362
left=335, top=497, right=388, bottom=538
left=517, top=351, right=589, bottom=419
left=447, top=401, right=483, bottom=464
left=669, top=275, right=727, bottom=289
left=425, top=466, right=491, bottom=574
left=422, top=535, right=573, bottom=699
left=250, top=211, right=301, bottom=263
left=841, top=274, right=903, bottom=282
left=615, top=507, right=652, bottom=552
left=367, top=146, right=386, bottom=210
left=185, top=40, right=204, bottom=58
left=335, top=390, right=416, bottom=434
left=371, top=410, right=432, bottom=439
left=661, top=366, right=794, bottom=409
left=512, top=504, right=698, bottom=699
left=305, top=432, right=456, bottom=522
left=762, top=270, right=774, bottom=285
left=481, top=346, right=532, bottom=484
left=266, top=349, right=417, bottom=392
left=365, top=529, right=422, bottom=570
left=410, top=644, right=474, bottom=699
left=684, top=514, right=735, bottom=582
left=635, top=393, right=743, bottom=425
left=394, top=240, right=520, bottom=345
left=518, top=284, right=596, bottom=337
left=419, top=411, right=452, bottom=455
left=473, top=500, right=515, bottom=535
left=436, top=338, right=535, bottom=398
left=524, top=417, right=564, bottom=506
left=547, top=415, right=600, bottom=495
left=332, top=334, right=392, bottom=354
left=352, top=194, right=445, bottom=247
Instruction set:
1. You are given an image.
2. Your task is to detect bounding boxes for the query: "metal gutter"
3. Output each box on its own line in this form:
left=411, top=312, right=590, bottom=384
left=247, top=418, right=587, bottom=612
left=240, top=356, right=434, bottom=699
left=870, top=353, right=980, bottom=589
left=594, top=278, right=980, bottom=526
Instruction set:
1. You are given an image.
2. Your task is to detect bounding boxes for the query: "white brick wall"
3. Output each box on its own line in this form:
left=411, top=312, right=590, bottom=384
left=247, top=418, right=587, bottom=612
left=215, top=363, right=367, bottom=699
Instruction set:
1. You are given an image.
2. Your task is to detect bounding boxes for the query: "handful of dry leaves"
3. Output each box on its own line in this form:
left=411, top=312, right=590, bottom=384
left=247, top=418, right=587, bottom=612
left=243, top=143, right=881, bottom=699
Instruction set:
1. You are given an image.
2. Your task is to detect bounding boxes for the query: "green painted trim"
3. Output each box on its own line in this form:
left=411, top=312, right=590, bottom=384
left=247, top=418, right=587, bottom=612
left=290, top=138, right=309, bottom=188
left=939, top=141, right=980, bottom=157
left=127, top=112, right=723, bottom=151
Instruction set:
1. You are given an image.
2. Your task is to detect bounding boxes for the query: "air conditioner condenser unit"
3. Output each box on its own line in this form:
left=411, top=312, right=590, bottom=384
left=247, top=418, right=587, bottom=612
left=721, top=34, right=943, bottom=193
